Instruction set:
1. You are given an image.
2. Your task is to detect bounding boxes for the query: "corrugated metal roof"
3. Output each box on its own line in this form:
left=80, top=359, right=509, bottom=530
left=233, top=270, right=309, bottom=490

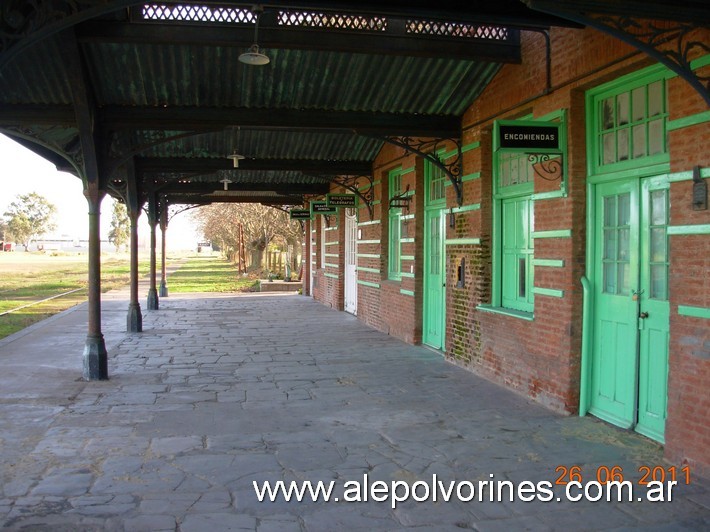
left=214, top=170, right=327, bottom=185
left=209, top=190, right=301, bottom=198
left=85, top=44, right=499, bottom=115
left=136, top=129, right=381, bottom=160
left=0, top=35, right=72, bottom=106
left=0, top=5, right=510, bottom=201
left=149, top=170, right=327, bottom=185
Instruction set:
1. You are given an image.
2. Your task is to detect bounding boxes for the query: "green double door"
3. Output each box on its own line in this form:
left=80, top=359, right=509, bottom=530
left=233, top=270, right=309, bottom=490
left=590, top=175, right=669, bottom=442
left=423, top=208, right=446, bottom=349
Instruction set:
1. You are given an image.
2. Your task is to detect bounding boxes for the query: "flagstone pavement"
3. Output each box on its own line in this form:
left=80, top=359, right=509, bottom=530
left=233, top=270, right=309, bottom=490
left=0, top=288, right=708, bottom=531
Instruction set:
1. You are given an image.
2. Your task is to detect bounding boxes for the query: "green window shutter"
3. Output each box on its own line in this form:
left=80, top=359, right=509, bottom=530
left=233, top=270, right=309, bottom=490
left=388, top=168, right=402, bottom=280
left=425, top=153, right=447, bottom=204
left=501, top=196, right=534, bottom=312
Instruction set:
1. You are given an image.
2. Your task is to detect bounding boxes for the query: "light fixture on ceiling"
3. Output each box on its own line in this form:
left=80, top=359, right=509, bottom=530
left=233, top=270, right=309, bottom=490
left=220, top=177, right=232, bottom=191
left=227, top=151, right=245, bottom=168
left=227, top=125, right=246, bottom=168
left=239, top=5, right=269, bottom=66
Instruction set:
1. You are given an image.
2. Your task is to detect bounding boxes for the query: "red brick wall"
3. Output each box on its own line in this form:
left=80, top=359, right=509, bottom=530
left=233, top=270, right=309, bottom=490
left=354, top=172, right=386, bottom=332
left=365, top=145, right=422, bottom=342
left=310, top=24, right=710, bottom=473
left=664, top=42, right=710, bottom=475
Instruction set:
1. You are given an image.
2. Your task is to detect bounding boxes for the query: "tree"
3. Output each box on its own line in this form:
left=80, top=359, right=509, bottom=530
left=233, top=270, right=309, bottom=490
left=3, top=192, right=57, bottom=251
left=192, top=203, right=302, bottom=270
left=0, top=220, right=10, bottom=242
left=108, top=200, right=130, bottom=252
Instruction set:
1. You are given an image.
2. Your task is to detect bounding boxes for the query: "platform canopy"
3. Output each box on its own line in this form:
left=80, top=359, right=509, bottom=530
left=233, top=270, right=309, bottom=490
left=0, top=0, right=703, bottom=207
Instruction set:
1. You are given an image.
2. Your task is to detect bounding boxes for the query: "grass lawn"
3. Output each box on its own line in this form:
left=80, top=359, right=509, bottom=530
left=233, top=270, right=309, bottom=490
left=167, top=254, right=259, bottom=293
left=0, top=252, right=258, bottom=340
left=0, top=252, right=149, bottom=339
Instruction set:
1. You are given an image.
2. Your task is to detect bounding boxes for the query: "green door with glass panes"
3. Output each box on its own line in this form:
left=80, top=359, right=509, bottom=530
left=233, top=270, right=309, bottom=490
left=590, top=176, right=669, bottom=442
left=423, top=208, right=445, bottom=349
left=423, top=159, right=447, bottom=350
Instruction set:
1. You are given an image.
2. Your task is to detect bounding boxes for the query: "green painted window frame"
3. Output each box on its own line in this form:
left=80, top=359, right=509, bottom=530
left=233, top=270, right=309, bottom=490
left=388, top=167, right=403, bottom=280
left=425, top=150, right=447, bottom=206
left=500, top=195, right=535, bottom=311
left=488, top=114, right=566, bottom=315
left=586, top=64, right=670, bottom=178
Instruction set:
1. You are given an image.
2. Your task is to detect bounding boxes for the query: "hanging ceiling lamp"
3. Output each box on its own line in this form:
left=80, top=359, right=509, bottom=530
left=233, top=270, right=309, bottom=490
left=220, top=177, right=232, bottom=191
left=227, top=151, right=246, bottom=168
left=239, top=5, right=270, bottom=66
left=226, top=126, right=246, bottom=168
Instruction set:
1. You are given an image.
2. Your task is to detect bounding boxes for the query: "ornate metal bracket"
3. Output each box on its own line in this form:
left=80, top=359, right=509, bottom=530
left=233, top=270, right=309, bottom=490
left=528, top=7, right=710, bottom=107
left=167, top=202, right=201, bottom=222
left=593, top=16, right=709, bottom=106
left=0, top=125, right=84, bottom=178
left=308, top=173, right=375, bottom=220
left=0, top=1, right=137, bottom=71
left=527, top=153, right=563, bottom=182
left=377, top=136, right=464, bottom=206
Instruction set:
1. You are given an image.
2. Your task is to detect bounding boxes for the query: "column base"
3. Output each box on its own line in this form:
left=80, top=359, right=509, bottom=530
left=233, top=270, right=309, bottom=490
left=127, top=302, right=143, bottom=332
left=147, top=289, right=159, bottom=310
left=159, top=280, right=168, bottom=298
left=83, top=334, right=108, bottom=380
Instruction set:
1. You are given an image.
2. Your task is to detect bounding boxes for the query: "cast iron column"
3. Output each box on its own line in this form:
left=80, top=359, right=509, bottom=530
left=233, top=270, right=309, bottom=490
left=125, top=161, right=143, bottom=332
left=146, top=191, right=159, bottom=310
left=159, top=205, right=168, bottom=297
left=127, top=207, right=143, bottom=331
left=83, top=184, right=108, bottom=380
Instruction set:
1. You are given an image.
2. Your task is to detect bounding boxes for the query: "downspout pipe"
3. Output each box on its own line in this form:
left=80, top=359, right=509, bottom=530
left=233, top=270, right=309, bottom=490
left=579, top=276, right=592, bottom=416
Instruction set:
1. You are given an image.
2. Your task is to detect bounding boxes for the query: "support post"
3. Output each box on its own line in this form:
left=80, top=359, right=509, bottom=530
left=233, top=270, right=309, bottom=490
left=125, top=161, right=143, bottom=332
left=83, top=184, right=108, bottom=380
left=146, top=191, right=159, bottom=310
left=159, top=203, right=168, bottom=297
left=127, top=207, right=143, bottom=331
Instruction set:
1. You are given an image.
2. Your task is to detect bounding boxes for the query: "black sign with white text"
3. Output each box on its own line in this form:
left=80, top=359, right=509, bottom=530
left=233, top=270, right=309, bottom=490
left=499, top=125, right=559, bottom=150
left=311, top=201, right=337, bottom=215
left=327, top=194, right=358, bottom=207
left=289, top=209, right=312, bottom=220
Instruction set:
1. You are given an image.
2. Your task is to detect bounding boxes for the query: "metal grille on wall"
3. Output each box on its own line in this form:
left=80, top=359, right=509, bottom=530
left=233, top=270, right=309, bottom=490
left=141, top=4, right=254, bottom=24
left=278, top=11, right=387, bottom=32
left=137, top=3, right=509, bottom=41
left=406, top=20, right=509, bottom=40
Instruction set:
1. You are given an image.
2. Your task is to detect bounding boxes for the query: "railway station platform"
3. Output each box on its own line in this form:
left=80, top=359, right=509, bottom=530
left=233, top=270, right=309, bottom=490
left=0, top=287, right=708, bottom=531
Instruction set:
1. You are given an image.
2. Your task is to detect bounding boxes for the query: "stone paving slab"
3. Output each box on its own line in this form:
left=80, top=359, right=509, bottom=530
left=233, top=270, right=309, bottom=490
left=0, top=291, right=708, bottom=531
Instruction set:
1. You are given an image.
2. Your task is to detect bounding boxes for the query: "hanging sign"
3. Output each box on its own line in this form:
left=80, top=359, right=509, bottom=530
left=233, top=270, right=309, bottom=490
left=289, top=209, right=312, bottom=220
left=326, top=193, right=358, bottom=208
left=499, top=124, right=559, bottom=150
left=311, top=201, right=337, bottom=215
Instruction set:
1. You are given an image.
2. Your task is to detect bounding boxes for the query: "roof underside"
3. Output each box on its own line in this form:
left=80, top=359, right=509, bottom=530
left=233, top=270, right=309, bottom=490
left=0, top=0, right=697, bottom=206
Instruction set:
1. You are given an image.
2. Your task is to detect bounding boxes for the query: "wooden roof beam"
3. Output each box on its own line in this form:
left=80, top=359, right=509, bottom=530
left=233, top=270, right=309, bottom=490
left=77, top=19, right=521, bottom=63
left=0, top=104, right=461, bottom=138
left=101, top=106, right=460, bottom=139
left=0, top=105, right=76, bottom=126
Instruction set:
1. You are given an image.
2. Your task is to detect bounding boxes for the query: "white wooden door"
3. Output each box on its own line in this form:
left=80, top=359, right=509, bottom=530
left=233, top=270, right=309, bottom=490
left=309, top=224, right=315, bottom=297
left=344, top=209, right=358, bottom=315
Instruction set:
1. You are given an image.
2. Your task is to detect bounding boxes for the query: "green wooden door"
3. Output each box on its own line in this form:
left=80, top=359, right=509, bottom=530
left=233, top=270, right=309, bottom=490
left=636, top=177, right=670, bottom=442
left=423, top=208, right=445, bottom=349
left=590, top=176, right=669, bottom=442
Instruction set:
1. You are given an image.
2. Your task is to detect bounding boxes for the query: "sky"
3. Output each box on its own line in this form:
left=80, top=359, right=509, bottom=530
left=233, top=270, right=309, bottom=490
left=0, top=134, right=200, bottom=250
